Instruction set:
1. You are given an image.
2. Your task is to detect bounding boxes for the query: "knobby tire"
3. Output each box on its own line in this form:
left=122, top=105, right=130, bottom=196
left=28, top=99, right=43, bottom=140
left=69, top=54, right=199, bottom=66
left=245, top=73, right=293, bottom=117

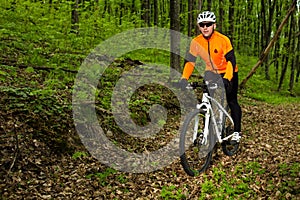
left=179, top=109, right=214, bottom=176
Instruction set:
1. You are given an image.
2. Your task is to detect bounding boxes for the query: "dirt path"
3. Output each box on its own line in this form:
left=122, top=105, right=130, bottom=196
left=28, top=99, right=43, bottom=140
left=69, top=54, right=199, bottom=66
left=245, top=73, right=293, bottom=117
left=1, top=97, right=299, bottom=199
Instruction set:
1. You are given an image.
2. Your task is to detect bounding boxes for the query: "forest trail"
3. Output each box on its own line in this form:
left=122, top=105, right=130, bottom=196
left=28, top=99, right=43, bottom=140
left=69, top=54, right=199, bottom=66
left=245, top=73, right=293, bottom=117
left=0, top=67, right=299, bottom=199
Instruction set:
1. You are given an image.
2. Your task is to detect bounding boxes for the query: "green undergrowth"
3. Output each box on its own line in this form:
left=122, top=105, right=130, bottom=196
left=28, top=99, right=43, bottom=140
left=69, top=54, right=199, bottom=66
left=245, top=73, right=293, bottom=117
left=118, top=51, right=300, bottom=106
left=237, top=55, right=299, bottom=105
left=161, top=161, right=299, bottom=199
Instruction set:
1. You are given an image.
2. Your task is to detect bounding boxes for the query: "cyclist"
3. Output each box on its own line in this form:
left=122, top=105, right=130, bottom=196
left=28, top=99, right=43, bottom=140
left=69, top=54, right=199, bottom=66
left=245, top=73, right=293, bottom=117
left=179, top=11, right=242, bottom=144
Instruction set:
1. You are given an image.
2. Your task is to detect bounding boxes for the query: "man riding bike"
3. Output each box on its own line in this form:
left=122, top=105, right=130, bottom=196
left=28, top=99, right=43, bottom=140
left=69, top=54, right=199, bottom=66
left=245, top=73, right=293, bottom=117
left=179, top=11, right=242, bottom=144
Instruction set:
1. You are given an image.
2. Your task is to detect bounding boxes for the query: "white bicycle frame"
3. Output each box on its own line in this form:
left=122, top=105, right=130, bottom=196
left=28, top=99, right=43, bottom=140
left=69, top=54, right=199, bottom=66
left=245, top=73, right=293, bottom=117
left=191, top=83, right=235, bottom=145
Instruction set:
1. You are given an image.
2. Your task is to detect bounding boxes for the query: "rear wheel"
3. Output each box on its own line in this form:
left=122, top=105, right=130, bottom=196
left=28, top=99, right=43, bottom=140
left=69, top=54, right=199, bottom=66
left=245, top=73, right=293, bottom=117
left=221, top=115, right=239, bottom=156
left=179, top=109, right=215, bottom=176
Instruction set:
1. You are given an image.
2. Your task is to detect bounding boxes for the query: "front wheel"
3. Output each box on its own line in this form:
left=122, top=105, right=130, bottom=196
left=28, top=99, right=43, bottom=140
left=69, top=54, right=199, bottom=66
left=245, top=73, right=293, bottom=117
left=179, top=109, right=215, bottom=176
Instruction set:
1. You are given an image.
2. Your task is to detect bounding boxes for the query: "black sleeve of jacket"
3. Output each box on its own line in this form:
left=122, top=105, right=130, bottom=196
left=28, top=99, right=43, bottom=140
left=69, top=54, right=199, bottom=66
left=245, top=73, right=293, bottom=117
left=225, top=49, right=236, bottom=71
left=184, top=52, right=197, bottom=65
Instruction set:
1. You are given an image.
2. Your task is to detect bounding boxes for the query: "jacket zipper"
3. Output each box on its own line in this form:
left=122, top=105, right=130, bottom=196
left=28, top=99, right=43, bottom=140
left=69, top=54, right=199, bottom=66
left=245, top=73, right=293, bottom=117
left=207, top=40, right=218, bottom=73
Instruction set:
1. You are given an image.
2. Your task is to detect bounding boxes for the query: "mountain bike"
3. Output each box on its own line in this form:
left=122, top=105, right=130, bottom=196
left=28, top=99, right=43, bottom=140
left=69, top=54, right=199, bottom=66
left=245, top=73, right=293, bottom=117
left=179, top=80, right=240, bottom=176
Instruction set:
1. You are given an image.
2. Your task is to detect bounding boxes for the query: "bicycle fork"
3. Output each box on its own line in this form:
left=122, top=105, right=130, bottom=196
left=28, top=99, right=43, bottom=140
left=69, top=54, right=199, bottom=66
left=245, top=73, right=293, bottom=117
left=192, top=103, right=211, bottom=146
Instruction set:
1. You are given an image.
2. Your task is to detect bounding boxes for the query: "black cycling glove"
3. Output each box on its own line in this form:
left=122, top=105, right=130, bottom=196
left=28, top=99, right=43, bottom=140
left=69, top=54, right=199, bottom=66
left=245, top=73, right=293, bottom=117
left=178, top=78, right=188, bottom=90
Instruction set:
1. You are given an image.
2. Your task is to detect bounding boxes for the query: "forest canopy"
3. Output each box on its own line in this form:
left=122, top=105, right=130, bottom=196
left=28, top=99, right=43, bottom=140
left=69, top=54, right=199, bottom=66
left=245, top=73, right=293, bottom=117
left=0, top=0, right=299, bottom=93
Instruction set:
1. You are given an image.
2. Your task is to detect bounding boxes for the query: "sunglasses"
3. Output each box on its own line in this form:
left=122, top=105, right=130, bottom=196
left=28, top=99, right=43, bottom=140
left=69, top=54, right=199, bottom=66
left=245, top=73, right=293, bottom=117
left=199, top=22, right=214, bottom=28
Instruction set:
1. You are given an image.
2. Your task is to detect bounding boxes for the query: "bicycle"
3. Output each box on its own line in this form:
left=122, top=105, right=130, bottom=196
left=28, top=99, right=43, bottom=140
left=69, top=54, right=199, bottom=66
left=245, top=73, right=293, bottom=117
left=179, top=80, right=240, bottom=176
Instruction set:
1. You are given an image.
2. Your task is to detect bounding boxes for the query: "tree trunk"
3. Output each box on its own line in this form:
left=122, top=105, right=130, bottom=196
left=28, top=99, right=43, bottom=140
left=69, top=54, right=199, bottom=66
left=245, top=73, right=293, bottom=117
left=119, top=3, right=123, bottom=25
left=102, top=0, right=107, bottom=17
left=131, top=0, right=136, bottom=14
left=274, top=1, right=281, bottom=80
left=289, top=12, right=299, bottom=95
left=265, top=0, right=276, bottom=80
left=147, top=0, right=151, bottom=27
left=296, top=11, right=300, bottom=84
left=207, top=0, right=212, bottom=10
left=289, top=52, right=296, bottom=95
left=278, top=31, right=290, bottom=91
left=228, top=0, right=235, bottom=40
left=295, top=16, right=300, bottom=84
left=170, top=0, right=181, bottom=76
left=278, top=11, right=293, bottom=91
left=218, top=0, right=224, bottom=33
left=196, top=0, right=203, bottom=35
left=260, top=0, right=270, bottom=80
left=274, top=41, right=280, bottom=80
left=188, top=0, right=194, bottom=37
left=141, top=0, right=150, bottom=26
left=154, top=0, right=158, bottom=26
left=71, top=0, right=80, bottom=34
left=198, top=0, right=202, bottom=10
left=288, top=14, right=296, bottom=94
left=160, top=0, right=164, bottom=27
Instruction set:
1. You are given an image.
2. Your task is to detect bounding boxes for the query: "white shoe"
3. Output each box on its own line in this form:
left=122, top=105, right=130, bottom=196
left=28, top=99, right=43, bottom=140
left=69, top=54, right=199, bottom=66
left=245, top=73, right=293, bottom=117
left=231, top=132, right=241, bottom=144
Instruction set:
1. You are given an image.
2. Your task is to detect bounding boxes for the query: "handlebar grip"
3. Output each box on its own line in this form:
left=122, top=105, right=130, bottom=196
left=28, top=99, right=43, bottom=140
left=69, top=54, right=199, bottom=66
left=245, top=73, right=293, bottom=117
left=187, top=82, right=218, bottom=90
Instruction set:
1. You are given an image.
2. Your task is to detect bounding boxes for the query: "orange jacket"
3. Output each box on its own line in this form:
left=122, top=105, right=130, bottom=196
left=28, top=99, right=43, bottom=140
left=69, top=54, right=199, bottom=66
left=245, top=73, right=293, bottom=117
left=182, top=31, right=238, bottom=81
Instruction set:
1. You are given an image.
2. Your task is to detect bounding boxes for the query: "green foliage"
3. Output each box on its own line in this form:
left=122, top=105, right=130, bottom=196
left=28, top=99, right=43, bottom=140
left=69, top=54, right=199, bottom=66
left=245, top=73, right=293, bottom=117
left=72, top=151, right=88, bottom=159
left=161, top=185, right=186, bottom=200
left=237, top=54, right=300, bottom=104
left=0, top=0, right=298, bottom=111
left=197, top=167, right=255, bottom=199
left=125, top=49, right=171, bottom=66
left=86, top=168, right=117, bottom=186
left=0, top=0, right=144, bottom=75
left=277, top=162, right=300, bottom=196
left=279, top=162, right=300, bottom=178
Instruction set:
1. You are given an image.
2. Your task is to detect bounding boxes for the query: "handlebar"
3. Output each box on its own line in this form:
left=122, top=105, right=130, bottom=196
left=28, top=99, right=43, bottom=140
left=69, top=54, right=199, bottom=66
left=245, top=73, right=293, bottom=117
left=186, top=82, right=218, bottom=90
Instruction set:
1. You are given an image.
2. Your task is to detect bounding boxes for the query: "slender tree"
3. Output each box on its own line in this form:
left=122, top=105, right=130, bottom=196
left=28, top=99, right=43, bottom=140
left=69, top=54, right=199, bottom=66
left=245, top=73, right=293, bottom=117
left=154, top=0, right=158, bottom=26
left=218, top=0, right=224, bottom=33
left=287, top=9, right=297, bottom=94
left=295, top=16, right=300, bottom=84
left=188, top=0, right=194, bottom=37
left=170, top=0, right=181, bottom=74
left=195, top=0, right=203, bottom=35
left=228, top=0, right=235, bottom=40
left=198, top=0, right=203, bottom=11
left=204, top=0, right=212, bottom=10
left=71, top=0, right=80, bottom=34
left=273, top=1, right=281, bottom=80
left=102, top=0, right=108, bottom=17
left=141, top=0, right=151, bottom=26
left=278, top=15, right=293, bottom=91
left=264, top=0, right=276, bottom=80
left=260, top=0, right=269, bottom=79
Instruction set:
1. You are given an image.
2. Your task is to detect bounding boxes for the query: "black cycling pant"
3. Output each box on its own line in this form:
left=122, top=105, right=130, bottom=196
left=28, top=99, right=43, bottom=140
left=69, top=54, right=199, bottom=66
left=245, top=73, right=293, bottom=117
left=225, top=72, right=242, bottom=132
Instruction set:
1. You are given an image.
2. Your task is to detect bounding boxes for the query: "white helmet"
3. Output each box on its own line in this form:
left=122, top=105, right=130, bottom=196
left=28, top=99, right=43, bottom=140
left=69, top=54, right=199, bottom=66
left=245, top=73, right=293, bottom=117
left=197, top=11, right=216, bottom=23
